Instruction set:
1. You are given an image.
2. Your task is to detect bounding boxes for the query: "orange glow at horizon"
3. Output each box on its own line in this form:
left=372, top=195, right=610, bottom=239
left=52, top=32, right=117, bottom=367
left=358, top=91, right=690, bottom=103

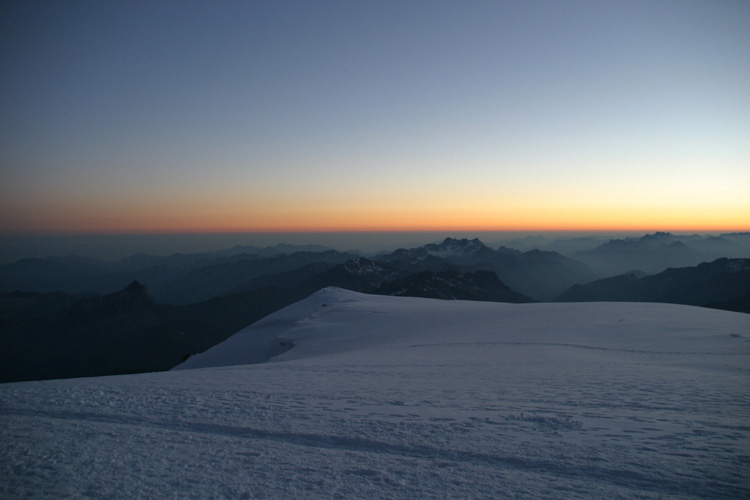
left=3, top=198, right=748, bottom=235
left=3, top=1, right=749, bottom=247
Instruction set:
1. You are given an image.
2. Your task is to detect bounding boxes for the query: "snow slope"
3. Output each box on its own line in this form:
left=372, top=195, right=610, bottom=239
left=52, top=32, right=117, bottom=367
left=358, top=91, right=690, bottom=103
left=2, top=288, right=749, bottom=499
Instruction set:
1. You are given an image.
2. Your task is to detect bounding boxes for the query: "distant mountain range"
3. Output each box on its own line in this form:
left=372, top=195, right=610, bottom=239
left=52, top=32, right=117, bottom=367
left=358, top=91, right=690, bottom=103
left=0, top=238, right=566, bottom=382
left=0, top=245, right=357, bottom=304
left=570, top=232, right=750, bottom=276
left=557, top=258, right=750, bottom=313
left=496, top=231, right=750, bottom=261
left=0, top=237, right=595, bottom=302
left=380, top=269, right=532, bottom=303
left=2, top=234, right=748, bottom=383
left=2, top=233, right=747, bottom=308
left=375, top=238, right=595, bottom=300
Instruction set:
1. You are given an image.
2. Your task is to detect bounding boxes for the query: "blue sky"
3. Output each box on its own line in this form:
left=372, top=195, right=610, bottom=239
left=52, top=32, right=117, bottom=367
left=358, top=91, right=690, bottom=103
left=1, top=0, right=749, bottom=233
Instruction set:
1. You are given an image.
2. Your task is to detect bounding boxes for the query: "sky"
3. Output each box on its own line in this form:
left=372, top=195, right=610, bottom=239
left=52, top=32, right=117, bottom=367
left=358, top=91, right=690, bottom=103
left=1, top=0, right=749, bottom=235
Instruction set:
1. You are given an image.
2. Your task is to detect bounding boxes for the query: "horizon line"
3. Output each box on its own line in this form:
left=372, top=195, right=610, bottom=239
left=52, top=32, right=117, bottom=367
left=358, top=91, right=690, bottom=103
left=2, top=227, right=750, bottom=237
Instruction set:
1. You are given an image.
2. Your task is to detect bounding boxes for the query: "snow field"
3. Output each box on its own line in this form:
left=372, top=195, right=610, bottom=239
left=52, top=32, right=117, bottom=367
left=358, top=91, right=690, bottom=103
left=2, top=288, right=749, bottom=499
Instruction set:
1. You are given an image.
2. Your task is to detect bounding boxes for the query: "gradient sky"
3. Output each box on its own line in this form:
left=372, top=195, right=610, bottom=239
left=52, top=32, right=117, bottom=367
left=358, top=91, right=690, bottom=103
left=1, top=0, right=749, bottom=234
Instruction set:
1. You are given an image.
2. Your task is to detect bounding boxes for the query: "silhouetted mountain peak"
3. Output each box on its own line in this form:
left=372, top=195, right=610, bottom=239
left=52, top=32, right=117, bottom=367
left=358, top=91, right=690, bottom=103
left=424, top=238, right=492, bottom=260
left=495, top=246, right=523, bottom=256
left=125, top=280, right=146, bottom=292
left=389, top=247, right=430, bottom=260
left=378, top=247, right=457, bottom=272
left=71, top=281, right=154, bottom=317
left=636, top=232, right=679, bottom=245
left=556, top=257, right=750, bottom=312
left=643, top=231, right=674, bottom=240
left=108, top=281, right=152, bottom=301
left=379, top=269, right=533, bottom=303
left=432, top=237, right=485, bottom=249
left=697, top=258, right=750, bottom=274
left=340, top=257, right=392, bottom=276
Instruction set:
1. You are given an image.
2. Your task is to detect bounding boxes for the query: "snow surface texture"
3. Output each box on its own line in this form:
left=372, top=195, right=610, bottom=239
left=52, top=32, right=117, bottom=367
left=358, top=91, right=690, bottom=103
left=2, top=287, right=749, bottom=499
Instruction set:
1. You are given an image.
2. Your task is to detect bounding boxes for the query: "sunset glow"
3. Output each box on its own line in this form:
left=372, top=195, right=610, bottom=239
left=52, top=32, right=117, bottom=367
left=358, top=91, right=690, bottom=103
left=1, top=1, right=748, bottom=236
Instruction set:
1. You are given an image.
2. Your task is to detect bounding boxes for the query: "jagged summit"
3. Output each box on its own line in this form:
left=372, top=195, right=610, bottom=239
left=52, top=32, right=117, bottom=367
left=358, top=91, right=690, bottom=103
left=71, top=280, right=154, bottom=316
left=341, top=257, right=392, bottom=276
left=379, top=270, right=533, bottom=303
left=642, top=231, right=674, bottom=240
left=424, top=237, right=493, bottom=261
left=427, top=237, right=487, bottom=251
left=125, top=280, right=148, bottom=293
left=696, top=257, right=750, bottom=273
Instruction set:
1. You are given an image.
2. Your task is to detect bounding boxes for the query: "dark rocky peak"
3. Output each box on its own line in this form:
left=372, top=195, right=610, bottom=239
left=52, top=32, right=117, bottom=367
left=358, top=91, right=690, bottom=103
left=495, top=246, right=523, bottom=256
left=596, top=238, right=630, bottom=250
left=698, top=258, right=750, bottom=274
left=306, top=258, right=400, bottom=293
left=640, top=232, right=683, bottom=246
left=588, top=234, right=685, bottom=253
left=428, top=237, right=487, bottom=251
left=70, top=281, right=154, bottom=317
left=424, top=238, right=493, bottom=260
left=101, top=280, right=153, bottom=305
left=379, top=269, right=533, bottom=303
left=641, top=232, right=674, bottom=241
left=125, top=280, right=147, bottom=293
left=376, top=247, right=457, bottom=273
left=383, top=247, right=430, bottom=260
left=341, top=257, right=391, bottom=276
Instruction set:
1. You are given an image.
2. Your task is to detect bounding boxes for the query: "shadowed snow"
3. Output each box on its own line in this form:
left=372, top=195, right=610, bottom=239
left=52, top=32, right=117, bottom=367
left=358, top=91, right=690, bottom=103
left=2, top=288, right=749, bottom=499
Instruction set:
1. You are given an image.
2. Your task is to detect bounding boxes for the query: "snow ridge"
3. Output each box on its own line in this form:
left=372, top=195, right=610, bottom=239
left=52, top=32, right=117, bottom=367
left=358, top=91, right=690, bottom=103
left=175, top=287, right=749, bottom=370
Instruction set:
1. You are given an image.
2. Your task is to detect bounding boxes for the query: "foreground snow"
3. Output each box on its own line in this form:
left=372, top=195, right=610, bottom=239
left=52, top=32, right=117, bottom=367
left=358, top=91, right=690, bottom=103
left=2, top=288, right=749, bottom=499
